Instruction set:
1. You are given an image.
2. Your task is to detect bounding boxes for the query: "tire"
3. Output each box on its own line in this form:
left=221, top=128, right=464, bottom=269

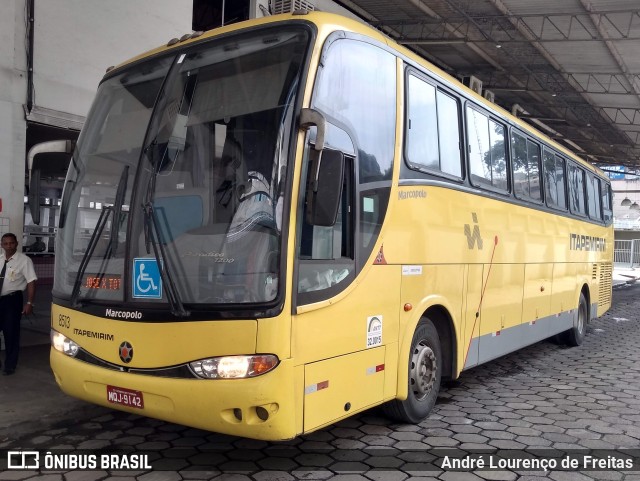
left=383, top=319, right=442, bottom=423
left=564, top=292, right=588, bottom=346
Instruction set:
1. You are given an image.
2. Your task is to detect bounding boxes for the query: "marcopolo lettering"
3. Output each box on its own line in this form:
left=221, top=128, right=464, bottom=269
left=105, top=308, right=143, bottom=320
left=398, top=189, right=427, bottom=200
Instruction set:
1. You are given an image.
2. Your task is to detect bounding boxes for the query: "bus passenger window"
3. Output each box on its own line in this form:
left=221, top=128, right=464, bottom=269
left=543, top=149, right=567, bottom=210
left=406, top=75, right=462, bottom=178
left=467, top=107, right=507, bottom=191
left=602, top=182, right=612, bottom=223
left=587, top=175, right=602, bottom=221
left=436, top=91, right=462, bottom=177
left=489, top=120, right=507, bottom=190
left=526, top=140, right=541, bottom=201
left=407, top=75, right=439, bottom=170
left=512, top=133, right=528, bottom=197
left=568, top=164, right=587, bottom=216
left=512, top=133, right=542, bottom=202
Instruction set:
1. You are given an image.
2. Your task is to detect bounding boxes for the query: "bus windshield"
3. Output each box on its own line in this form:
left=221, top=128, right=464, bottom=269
left=53, top=27, right=310, bottom=308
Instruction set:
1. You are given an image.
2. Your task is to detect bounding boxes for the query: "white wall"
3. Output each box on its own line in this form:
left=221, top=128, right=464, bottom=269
left=0, top=0, right=192, bottom=241
left=33, top=0, right=192, bottom=117
left=0, top=1, right=28, bottom=238
left=612, top=178, right=640, bottom=220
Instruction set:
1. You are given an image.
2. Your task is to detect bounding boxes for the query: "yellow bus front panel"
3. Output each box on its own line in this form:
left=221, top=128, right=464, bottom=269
left=51, top=304, right=301, bottom=440
left=52, top=305, right=258, bottom=367
left=51, top=348, right=298, bottom=440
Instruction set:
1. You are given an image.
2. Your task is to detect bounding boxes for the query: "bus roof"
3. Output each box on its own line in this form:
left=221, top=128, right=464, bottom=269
left=106, top=11, right=608, bottom=180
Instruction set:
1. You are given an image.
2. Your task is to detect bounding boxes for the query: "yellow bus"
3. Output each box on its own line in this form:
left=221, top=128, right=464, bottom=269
left=50, top=11, right=613, bottom=440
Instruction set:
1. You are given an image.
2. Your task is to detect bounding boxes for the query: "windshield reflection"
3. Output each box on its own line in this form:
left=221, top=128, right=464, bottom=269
left=54, top=27, right=309, bottom=308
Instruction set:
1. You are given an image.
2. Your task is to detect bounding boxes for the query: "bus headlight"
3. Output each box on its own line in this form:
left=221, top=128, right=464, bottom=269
left=51, top=329, right=79, bottom=357
left=190, top=354, right=278, bottom=379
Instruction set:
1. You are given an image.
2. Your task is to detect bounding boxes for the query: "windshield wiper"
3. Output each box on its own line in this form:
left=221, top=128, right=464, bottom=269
left=142, top=137, right=160, bottom=252
left=141, top=200, right=190, bottom=317
left=107, top=165, right=129, bottom=257
left=140, top=144, right=189, bottom=317
left=70, top=205, right=112, bottom=307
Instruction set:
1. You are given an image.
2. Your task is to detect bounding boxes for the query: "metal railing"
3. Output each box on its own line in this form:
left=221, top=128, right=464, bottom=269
left=614, top=239, right=640, bottom=267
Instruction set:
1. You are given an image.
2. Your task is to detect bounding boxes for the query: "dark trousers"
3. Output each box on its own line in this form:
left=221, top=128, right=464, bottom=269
left=0, top=291, right=23, bottom=372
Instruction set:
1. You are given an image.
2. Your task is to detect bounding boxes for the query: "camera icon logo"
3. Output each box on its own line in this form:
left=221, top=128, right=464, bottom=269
left=7, top=451, right=40, bottom=469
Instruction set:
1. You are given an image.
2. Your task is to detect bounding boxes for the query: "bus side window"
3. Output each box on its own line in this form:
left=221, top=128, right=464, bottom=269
left=405, top=73, right=462, bottom=178
left=568, top=164, right=587, bottom=216
left=298, top=37, right=395, bottom=304
left=543, top=148, right=567, bottom=210
left=512, top=132, right=528, bottom=198
left=512, top=133, right=542, bottom=202
left=587, top=174, right=603, bottom=221
left=602, top=182, right=613, bottom=223
left=406, top=75, right=439, bottom=171
left=466, top=106, right=507, bottom=191
left=437, top=91, right=462, bottom=178
left=298, top=156, right=354, bottom=295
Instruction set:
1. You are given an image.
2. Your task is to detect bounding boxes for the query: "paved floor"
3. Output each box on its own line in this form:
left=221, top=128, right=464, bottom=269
left=0, top=275, right=639, bottom=479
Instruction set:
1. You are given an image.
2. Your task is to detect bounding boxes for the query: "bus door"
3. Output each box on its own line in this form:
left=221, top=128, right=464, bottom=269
left=292, top=124, right=398, bottom=434
left=291, top=36, right=399, bottom=432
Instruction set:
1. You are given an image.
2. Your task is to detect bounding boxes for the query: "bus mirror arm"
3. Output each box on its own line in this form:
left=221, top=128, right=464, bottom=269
left=300, top=108, right=344, bottom=226
left=299, top=108, right=326, bottom=151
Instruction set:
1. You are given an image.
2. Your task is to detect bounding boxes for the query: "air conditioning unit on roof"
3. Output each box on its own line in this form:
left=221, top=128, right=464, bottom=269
left=271, top=0, right=316, bottom=14
left=462, top=75, right=483, bottom=95
left=484, top=89, right=495, bottom=103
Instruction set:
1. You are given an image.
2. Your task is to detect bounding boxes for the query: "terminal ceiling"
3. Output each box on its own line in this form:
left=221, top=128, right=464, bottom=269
left=333, top=0, right=640, bottom=172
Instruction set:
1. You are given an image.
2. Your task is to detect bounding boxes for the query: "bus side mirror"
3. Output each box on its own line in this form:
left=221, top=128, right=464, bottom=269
left=28, top=169, right=41, bottom=225
left=305, top=148, right=344, bottom=227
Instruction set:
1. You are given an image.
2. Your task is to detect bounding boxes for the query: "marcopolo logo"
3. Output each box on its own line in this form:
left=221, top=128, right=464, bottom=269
left=105, top=309, right=143, bottom=320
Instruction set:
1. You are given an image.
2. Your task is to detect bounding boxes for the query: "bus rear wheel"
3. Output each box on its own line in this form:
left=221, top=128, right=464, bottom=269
left=564, top=292, right=588, bottom=346
left=383, top=319, right=442, bottom=423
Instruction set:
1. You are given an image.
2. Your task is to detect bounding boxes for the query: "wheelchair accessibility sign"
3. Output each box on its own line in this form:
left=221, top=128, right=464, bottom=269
left=133, top=258, right=162, bottom=299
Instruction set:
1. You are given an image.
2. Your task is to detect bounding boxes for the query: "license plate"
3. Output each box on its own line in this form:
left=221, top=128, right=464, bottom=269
left=106, top=385, right=144, bottom=409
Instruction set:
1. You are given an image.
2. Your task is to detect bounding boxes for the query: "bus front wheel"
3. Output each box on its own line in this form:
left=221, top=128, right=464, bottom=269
left=384, top=319, right=442, bottom=424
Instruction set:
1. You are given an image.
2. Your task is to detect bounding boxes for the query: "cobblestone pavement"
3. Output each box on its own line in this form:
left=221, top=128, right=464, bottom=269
left=1, top=285, right=640, bottom=480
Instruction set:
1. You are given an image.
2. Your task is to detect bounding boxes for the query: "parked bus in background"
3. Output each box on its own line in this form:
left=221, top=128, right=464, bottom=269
left=50, top=11, right=613, bottom=440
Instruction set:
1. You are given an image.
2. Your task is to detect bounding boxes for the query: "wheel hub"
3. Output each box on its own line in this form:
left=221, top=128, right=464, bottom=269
left=410, top=341, right=437, bottom=399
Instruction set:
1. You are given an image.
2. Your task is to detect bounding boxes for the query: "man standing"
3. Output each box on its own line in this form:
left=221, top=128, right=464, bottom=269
left=0, top=233, right=37, bottom=375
